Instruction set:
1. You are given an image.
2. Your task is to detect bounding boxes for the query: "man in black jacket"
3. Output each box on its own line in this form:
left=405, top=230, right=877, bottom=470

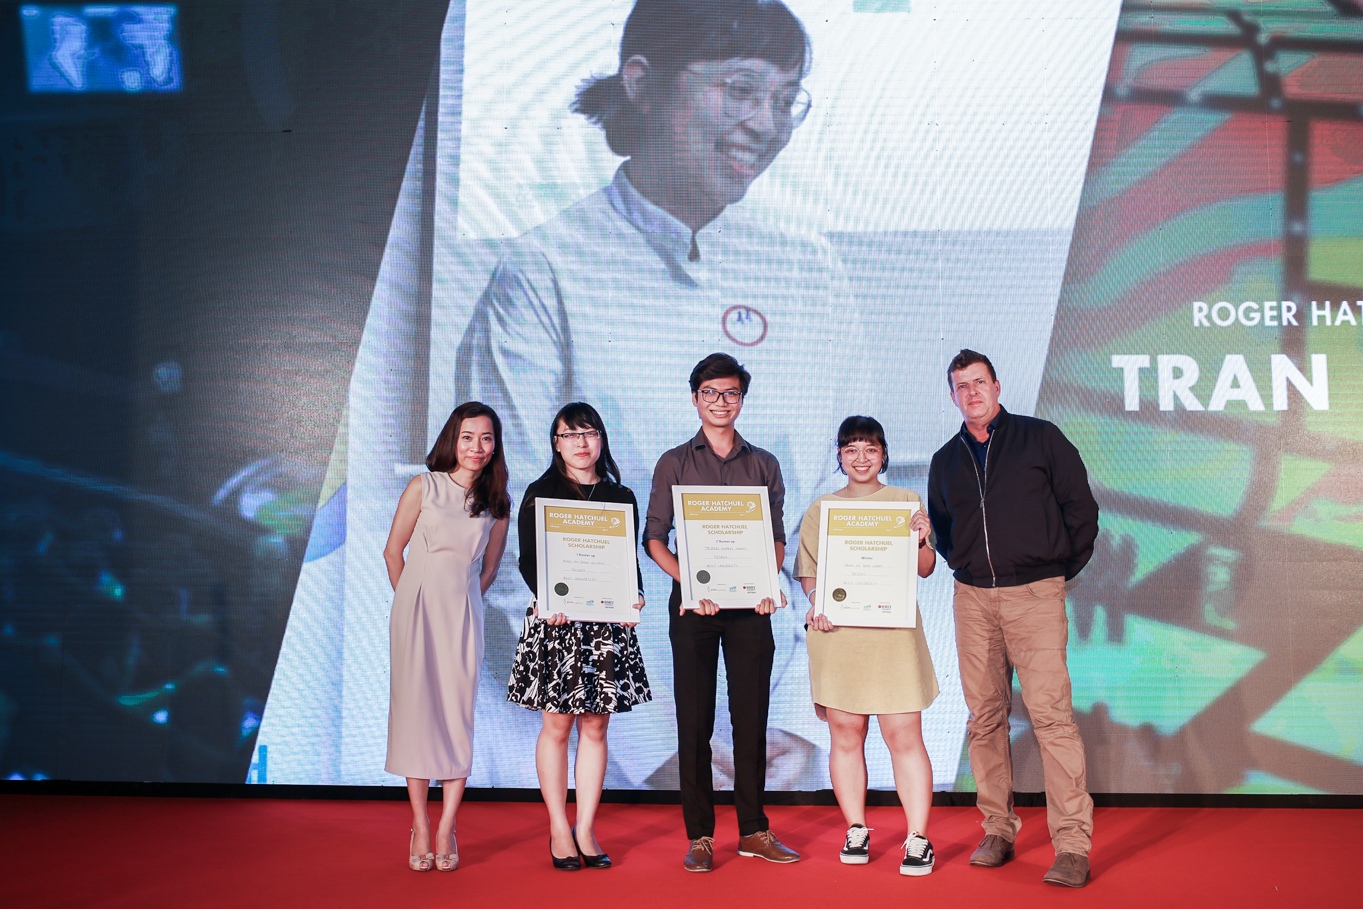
left=927, top=349, right=1099, bottom=888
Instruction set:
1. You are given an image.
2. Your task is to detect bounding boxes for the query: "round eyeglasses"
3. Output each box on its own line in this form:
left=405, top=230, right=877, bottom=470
left=695, top=68, right=812, bottom=128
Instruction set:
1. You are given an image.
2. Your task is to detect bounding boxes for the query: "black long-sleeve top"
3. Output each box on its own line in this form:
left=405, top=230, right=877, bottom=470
left=516, top=468, right=645, bottom=597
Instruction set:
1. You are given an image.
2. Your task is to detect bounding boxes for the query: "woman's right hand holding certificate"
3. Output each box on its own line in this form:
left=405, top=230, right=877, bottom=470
left=805, top=603, right=835, bottom=632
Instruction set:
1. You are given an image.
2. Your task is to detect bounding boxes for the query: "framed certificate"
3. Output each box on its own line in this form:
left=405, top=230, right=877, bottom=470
left=814, top=500, right=918, bottom=628
left=534, top=498, right=640, bottom=623
left=673, top=486, right=781, bottom=610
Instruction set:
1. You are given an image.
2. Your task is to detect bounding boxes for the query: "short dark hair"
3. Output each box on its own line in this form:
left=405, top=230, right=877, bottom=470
left=425, top=402, right=511, bottom=520
left=947, top=349, right=997, bottom=387
left=574, top=0, right=811, bottom=157
left=689, top=352, right=752, bottom=395
left=548, top=401, right=622, bottom=489
left=835, top=415, right=889, bottom=474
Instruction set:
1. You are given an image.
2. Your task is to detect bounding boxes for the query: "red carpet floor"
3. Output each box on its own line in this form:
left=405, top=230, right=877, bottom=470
left=1, top=796, right=1355, bottom=908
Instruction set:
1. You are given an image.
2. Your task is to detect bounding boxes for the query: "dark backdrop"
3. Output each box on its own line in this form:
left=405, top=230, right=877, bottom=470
left=0, top=0, right=449, bottom=782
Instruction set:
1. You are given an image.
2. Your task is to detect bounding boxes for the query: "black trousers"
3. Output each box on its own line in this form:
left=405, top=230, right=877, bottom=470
left=668, top=583, right=775, bottom=840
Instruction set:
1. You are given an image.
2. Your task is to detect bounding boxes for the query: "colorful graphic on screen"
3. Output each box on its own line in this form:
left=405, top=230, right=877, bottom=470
left=1034, top=0, right=1363, bottom=794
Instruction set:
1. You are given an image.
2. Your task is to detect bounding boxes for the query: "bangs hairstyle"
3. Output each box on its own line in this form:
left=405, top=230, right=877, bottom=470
left=574, top=0, right=811, bottom=156
left=549, top=401, right=623, bottom=492
left=426, top=402, right=511, bottom=520
left=836, top=415, right=889, bottom=474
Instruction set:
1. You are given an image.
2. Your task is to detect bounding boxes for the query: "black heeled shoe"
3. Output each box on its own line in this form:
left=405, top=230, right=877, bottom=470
left=574, top=827, right=612, bottom=870
left=551, top=835, right=581, bottom=871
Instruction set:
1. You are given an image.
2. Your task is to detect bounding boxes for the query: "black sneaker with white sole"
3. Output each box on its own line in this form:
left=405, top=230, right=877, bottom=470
left=900, top=833, right=935, bottom=876
left=839, top=825, right=871, bottom=864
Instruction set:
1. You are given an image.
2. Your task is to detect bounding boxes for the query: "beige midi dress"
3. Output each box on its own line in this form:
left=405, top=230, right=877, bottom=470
left=385, top=472, right=494, bottom=780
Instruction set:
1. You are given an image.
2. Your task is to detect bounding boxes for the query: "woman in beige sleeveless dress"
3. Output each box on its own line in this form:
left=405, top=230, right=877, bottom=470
left=795, top=416, right=940, bottom=876
left=384, top=402, right=511, bottom=872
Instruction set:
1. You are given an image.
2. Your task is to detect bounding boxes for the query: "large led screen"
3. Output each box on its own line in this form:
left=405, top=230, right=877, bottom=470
left=4, top=1, right=1362, bottom=796
left=256, top=0, right=1124, bottom=789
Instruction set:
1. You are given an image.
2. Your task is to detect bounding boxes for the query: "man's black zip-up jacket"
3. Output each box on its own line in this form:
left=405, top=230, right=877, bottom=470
left=927, top=407, right=1099, bottom=589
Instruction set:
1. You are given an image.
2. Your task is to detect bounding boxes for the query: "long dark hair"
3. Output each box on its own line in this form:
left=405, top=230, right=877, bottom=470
left=573, top=0, right=811, bottom=157
left=836, top=415, right=890, bottom=475
left=547, top=402, right=622, bottom=496
left=426, top=402, right=511, bottom=519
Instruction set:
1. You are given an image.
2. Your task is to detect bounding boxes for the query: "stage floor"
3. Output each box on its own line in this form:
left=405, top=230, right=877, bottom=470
left=1, top=797, right=1354, bottom=907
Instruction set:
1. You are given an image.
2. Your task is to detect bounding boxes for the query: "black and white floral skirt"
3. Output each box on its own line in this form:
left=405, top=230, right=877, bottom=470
left=506, top=606, right=652, bottom=714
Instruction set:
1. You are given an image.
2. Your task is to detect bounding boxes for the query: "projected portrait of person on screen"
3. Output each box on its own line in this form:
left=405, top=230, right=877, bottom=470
left=506, top=402, right=651, bottom=871
left=455, top=0, right=852, bottom=558
left=454, top=0, right=852, bottom=795
left=794, top=416, right=940, bottom=876
left=251, top=0, right=1124, bottom=796
left=383, top=403, right=511, bottom=873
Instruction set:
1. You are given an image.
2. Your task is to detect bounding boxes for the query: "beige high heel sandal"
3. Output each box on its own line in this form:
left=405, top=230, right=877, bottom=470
left=409, top=829, right=434, bottom=872
left=435, top=832, right=459, bottom=872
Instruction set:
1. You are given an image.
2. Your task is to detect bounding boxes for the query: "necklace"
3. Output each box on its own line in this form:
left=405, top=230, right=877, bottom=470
left=584, top=481, right=598, bottom=501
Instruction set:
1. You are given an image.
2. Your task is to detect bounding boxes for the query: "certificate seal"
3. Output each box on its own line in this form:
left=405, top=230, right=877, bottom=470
left=696, top=570, right=711, bottom=584
left=554, top=582, right=570, bottom=596
left=831, top=588, right=847, bottom=602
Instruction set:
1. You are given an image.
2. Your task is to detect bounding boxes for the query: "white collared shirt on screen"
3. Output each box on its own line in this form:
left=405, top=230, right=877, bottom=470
left=453, top=165, right=862, bottom=785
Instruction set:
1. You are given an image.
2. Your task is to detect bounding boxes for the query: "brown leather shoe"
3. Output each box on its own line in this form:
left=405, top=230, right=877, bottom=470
left=683, top=836, right=715, bottom=872
left=737, top=830, right=800, bottom=863
left=968, top=833, right=1015, bottom=867
left=1043, top=852, right=1090, bottom=887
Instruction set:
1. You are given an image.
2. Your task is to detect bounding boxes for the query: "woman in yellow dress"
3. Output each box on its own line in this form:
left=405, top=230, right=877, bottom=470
left=794, top=415, right=939, bottom=876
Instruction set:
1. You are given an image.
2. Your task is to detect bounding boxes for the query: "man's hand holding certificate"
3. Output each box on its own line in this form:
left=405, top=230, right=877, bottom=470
left=813, top=501, right=920, bottom=628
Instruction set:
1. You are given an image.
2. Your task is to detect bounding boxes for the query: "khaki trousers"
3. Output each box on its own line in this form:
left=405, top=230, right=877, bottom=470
left=954, top=577, right=1093, bottom=855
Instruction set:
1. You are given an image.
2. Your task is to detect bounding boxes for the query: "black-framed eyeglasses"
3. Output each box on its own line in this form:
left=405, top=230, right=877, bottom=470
left=697, top=389, right=744, bottom=403
left=554, top=430, right=601, bottom=442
